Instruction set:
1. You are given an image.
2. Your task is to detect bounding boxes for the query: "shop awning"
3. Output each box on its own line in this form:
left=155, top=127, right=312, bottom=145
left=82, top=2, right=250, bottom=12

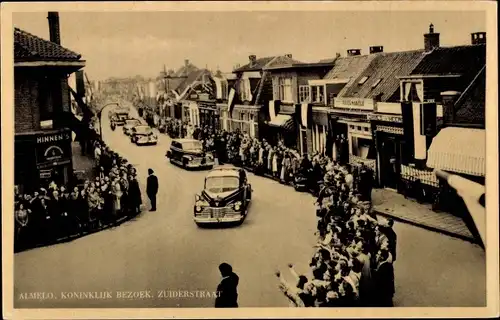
left=268, top=114, right=295, bottom=131
left=426, top=127, right=485, bottom=177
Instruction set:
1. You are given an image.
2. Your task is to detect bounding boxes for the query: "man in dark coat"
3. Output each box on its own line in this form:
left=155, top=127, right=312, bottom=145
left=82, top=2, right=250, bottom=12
left=215, top=263, right=239, bottom=308
left=373, top=249, right=395, bottom=307
left=382, top=219, right=397, bottom=262
left=146, top=168, right=158, bottom=211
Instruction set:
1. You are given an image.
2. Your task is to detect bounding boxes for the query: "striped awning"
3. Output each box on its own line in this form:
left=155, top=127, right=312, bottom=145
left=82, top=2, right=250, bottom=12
left=268, top=114, right=295, bottom=131
left=426, top=127, right=485, bottom=177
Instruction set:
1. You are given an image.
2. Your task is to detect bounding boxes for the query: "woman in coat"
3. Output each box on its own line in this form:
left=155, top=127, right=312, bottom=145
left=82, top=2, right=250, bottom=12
left=128, top=175, right=142, bottom=216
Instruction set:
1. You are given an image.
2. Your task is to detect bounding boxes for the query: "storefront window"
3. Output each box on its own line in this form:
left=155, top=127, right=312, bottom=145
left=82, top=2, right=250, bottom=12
left=352, top=137, right=376, bottom=159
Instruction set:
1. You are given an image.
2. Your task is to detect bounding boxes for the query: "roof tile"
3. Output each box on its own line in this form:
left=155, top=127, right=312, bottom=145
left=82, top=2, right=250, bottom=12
left=14, top=28, right=82, bottom=62
left=341, top=50, right=426, bottom=102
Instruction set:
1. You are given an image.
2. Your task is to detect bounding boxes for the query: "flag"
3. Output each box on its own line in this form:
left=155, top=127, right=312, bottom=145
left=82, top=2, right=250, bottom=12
left=227, top=88, right=236, bottom=117
left=213, top=77, right=223, bottom=99
left=202, top=81, right=214, bottom=96
left=295, top=103, right=311, bottom=127
left=268, top=100, right=280, bottom=121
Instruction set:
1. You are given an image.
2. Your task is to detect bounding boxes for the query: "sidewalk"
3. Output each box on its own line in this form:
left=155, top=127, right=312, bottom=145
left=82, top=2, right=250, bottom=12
left=371, top=188, right=475, bottom=243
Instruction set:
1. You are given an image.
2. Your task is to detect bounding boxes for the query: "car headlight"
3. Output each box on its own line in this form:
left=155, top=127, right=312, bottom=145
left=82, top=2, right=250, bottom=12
left=195, top=206, right=202, bottom=212
left=185, top=155, right=193, bottom=161
left=233, top=201, right=242, bottom=211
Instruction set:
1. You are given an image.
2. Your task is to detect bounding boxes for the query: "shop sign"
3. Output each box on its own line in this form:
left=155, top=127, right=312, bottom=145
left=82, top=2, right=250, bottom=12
left=198, top=101, right=217, bottom=110
left=35, top=131, right=72, bottom=169
left=39, top=169, right=52, bottom=179
left=367, top=113, right=403, bottom=123
left=334, top=97, right=374, bottom=111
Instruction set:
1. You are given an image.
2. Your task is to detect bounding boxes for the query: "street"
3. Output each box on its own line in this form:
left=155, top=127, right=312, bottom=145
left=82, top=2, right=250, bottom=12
left=13, top=102, right=486, bottom=308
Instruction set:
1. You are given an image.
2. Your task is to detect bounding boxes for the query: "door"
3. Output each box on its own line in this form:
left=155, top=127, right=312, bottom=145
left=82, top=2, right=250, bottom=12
left=381, top=137, right=399, bottom=189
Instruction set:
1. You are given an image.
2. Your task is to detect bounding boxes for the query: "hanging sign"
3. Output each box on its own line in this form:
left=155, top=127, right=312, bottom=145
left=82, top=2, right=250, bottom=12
left=35, top=130, right=72, bottom=169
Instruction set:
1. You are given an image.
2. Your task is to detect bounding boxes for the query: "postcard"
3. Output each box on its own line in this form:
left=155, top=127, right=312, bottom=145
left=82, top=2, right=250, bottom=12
left=1, top=1, right=498, bottom=319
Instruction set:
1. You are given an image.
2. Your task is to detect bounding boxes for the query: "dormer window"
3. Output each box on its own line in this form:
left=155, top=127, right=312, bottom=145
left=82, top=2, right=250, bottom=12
left=358, top=76, right=369, bottom=85
left=372, top=78, right=382, bottom=88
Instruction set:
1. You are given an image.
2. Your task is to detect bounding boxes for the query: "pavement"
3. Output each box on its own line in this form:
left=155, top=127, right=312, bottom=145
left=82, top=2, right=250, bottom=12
left=13, top=99, right=486, bottom=308
left=371, top=189, right=475, bottom=242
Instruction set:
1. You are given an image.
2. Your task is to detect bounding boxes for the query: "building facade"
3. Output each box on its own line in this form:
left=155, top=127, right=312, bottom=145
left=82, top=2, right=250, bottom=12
left=14, top=15, right=86, bottom=192
left=263, top=59, right=336, bottom=152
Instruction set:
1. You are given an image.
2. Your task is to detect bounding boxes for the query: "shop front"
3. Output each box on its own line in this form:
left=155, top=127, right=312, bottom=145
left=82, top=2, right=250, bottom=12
left=341, top=118, right=376, bottom=172
left=15, top=129, right=73, bottom=193
left=311, top=107, right=330, bottom=156
left=198, top=100, right=219, bottom=130
left=370, top=112, right=439, bottom=194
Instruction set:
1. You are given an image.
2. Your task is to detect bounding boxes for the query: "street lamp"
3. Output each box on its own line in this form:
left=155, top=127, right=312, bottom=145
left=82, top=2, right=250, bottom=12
left=98, top=102, right=119, bottom=138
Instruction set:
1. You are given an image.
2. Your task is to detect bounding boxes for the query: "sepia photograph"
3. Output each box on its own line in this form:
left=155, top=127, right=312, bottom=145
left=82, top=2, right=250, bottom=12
left=1, top=1, right=498, bottom=319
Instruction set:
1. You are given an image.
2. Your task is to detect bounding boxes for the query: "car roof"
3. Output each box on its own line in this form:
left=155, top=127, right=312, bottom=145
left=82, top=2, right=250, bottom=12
left=206, top=166, right=241, bottom=178
left=172, top=138, right=201, bottom=144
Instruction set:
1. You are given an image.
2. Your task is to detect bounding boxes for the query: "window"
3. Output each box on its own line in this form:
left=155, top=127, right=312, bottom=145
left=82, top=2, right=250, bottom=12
left=299, top=85, right=310, bottom=103
left=372, top=78, right=382, bottom=88
left=278, top=78, right=293, bottom=102
left=311, top=85, right=325, bottom=104
left=205, top=176, right=240, bottom=193
left=358, top=76, right=369, bottom=85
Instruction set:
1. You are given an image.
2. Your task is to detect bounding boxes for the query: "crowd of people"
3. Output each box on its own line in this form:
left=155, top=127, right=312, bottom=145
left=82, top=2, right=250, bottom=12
left=14, top=137, right=142, bottom=252
left=275, top=163, right=396, bottom=307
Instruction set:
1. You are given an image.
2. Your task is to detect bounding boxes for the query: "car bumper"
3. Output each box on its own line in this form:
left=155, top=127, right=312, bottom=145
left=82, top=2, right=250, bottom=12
left=194, top=215, right=244, bottom=223
left=186, top=160, right=214, bottom=168
left=136, top=140, right=158, bottom=145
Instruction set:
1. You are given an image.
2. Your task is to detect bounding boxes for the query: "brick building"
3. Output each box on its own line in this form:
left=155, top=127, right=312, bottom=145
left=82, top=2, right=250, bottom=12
left=14, top=13, right=86, bottom=192
left=219, top=54, right=301, bottom=139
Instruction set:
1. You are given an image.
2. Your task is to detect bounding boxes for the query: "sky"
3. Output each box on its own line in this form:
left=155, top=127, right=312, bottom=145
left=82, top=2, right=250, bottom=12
left=13, top=10, right=485, bottom=81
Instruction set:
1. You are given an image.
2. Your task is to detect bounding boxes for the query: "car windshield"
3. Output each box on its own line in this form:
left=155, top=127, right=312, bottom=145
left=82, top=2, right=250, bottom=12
left=134, top=126, right=151, bottom=134
left=183, top=141, right=203, bottom=151
left=205, top=176, right=239, bottom=193
left=125, top=120, right=141, bottom=126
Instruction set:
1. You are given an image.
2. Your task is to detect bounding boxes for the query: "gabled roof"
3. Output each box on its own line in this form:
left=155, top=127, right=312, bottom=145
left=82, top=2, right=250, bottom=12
left=323, top=54, right=377, bottom=97
left=14, top=27, right=82, bottom=62
left=340, top=50, right=426, bottom=102
left=262, top=55, right=304, bottom=69
left=233, top=56, right=277, bottom=72
left=176, top=69, right=211, bottom=97
left=411, top=44, right=486, bottom=77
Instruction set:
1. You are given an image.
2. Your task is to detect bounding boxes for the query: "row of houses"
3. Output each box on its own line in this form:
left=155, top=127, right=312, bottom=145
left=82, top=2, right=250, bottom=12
left=141, top=24, right=486, bottom=197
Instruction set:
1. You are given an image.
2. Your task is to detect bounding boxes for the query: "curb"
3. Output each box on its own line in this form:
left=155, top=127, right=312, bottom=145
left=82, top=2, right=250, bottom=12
left=373, top=208, right=477, bottom=244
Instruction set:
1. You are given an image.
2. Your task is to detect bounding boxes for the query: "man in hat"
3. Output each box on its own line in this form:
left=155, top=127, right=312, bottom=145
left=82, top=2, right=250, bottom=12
left=146, top=168, right=158, bottom=211
left=215, top=263, right=239, bottom=308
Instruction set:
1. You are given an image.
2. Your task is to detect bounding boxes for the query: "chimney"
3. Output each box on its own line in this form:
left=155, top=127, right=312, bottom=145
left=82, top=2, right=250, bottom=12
left=471, top=32, right=486, bottom=45
left=47, top=12, right=61, bottom=45
left=347, top=49, right=361, bottom=56
left=249, top=55, right=257, bottom=66
left=184, top=59, right=190, bottom=67
left=285, top=54, right=293, bottom=59
left=369, top=46, right=384, bottom=54
left=424, top=23, right=440, bottom=51
left=440, top=91, right=461, bottom=124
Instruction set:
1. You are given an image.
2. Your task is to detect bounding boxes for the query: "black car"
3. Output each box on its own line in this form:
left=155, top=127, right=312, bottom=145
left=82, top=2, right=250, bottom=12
left=166, top=139, right=215, bottom=169
left=193, top=165, right=252, bottom=226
